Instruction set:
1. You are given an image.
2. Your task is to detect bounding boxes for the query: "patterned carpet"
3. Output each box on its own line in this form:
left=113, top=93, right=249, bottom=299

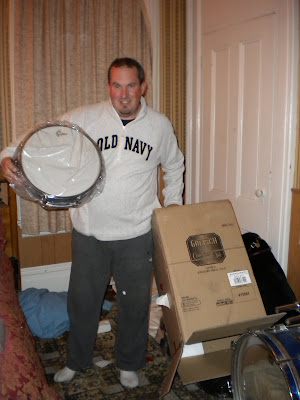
left=35, top=303, right=233, bottom=400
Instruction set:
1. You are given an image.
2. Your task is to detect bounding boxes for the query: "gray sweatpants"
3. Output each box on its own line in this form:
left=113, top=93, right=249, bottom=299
left=66, top=228, right=153, bottom=372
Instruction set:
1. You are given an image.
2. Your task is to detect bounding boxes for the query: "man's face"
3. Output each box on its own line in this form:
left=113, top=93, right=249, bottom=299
left=107, top=66, right=147, bottom=120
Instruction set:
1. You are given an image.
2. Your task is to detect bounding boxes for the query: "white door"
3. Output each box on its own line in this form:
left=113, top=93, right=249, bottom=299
left=202, top=13, right=275, bottom=240
left=186, top=0, right=298, bottom=271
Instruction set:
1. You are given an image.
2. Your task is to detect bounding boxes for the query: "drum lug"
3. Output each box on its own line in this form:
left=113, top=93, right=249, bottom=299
left=231, top=337, right=243, bottom=350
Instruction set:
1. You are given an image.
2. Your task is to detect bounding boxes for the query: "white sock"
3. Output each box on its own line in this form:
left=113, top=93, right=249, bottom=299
left=54, top=366, right=77, bottom=383
left=120, top=370, right=139, bottom=388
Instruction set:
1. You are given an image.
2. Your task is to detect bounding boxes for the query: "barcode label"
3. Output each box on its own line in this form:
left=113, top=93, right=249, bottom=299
left=227, top=270, right=251, bottom=287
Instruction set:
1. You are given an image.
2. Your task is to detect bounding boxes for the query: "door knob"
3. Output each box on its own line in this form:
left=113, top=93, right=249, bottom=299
left=255, top=189, right=264, bottom=198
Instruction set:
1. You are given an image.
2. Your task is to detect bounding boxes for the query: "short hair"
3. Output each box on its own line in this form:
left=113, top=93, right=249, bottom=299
left=107, top=57, right=145, bottom=84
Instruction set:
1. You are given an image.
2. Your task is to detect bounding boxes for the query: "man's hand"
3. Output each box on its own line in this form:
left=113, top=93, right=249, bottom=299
left=1, top=157, right=21, bottom=184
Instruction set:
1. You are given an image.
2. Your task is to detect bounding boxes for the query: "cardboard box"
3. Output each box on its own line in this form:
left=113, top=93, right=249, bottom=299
left=152, top=200, right=284, bottom=397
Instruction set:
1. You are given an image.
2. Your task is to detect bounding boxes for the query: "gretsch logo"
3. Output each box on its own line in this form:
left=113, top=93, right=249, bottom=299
left=186, top=233, right=225, bottom=266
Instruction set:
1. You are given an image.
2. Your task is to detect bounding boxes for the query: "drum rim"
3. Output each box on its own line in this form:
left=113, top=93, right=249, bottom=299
left=12, top=120, right=104, bottom=203
left=231, top=329, right=300, bottom=400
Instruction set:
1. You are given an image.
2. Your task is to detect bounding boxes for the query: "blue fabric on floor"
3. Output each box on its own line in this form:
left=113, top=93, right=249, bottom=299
left=18, top=288, right=115, bottom=339
left=102, top=299, right=114, bottom=312
left=18, top=288, right=70, bottom=339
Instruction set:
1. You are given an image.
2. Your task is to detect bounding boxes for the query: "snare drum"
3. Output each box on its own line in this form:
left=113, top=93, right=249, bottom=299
left=231, top=325, right=300, bottom=400
left=12, top=121, right=105, bottom=209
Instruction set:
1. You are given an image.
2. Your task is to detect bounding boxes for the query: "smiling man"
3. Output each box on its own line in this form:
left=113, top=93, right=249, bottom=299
left=108, top=60, right=147, bottom=120
left=0, top=57, right=185, bottom=390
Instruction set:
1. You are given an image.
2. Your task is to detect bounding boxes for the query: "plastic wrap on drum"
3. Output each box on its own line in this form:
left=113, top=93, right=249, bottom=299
left=10, top=121, right=105, bottom=209
left=231, top=325, right=300, bottom=400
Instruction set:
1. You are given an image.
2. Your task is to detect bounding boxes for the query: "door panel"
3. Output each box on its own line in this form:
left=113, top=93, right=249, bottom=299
left=202, top=13, right=275, bottom=238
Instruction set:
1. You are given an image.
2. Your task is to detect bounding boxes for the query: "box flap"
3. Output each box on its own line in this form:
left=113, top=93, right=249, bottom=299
left=178, top=341, right=233, bottom=384
left=186, top=312, right=286, bottom=344
left=159, top=344, right=183, bottom=399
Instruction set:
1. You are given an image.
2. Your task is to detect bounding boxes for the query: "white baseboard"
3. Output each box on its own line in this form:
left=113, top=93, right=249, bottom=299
left=21, top=262, right=71, bottom=292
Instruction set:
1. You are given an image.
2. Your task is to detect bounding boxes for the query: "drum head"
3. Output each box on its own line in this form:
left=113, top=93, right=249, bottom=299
left=12, top=121, right=105, bottom=209
left=231, top=331, right=294, bottom=400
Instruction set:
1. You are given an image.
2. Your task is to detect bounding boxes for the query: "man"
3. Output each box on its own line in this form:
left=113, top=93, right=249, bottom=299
left=0, top=57, right=184, bottom=388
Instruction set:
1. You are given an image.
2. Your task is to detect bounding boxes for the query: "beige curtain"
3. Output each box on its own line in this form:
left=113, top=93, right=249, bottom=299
left=0, top=1, right=12, bottom=206
left=159, top=0, right=186, bottom=155
left=10, top=0, right=152, bottom=234
left=0, top=0, right=12, bottom=151
left=158, top=0, right=186, bottom=205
